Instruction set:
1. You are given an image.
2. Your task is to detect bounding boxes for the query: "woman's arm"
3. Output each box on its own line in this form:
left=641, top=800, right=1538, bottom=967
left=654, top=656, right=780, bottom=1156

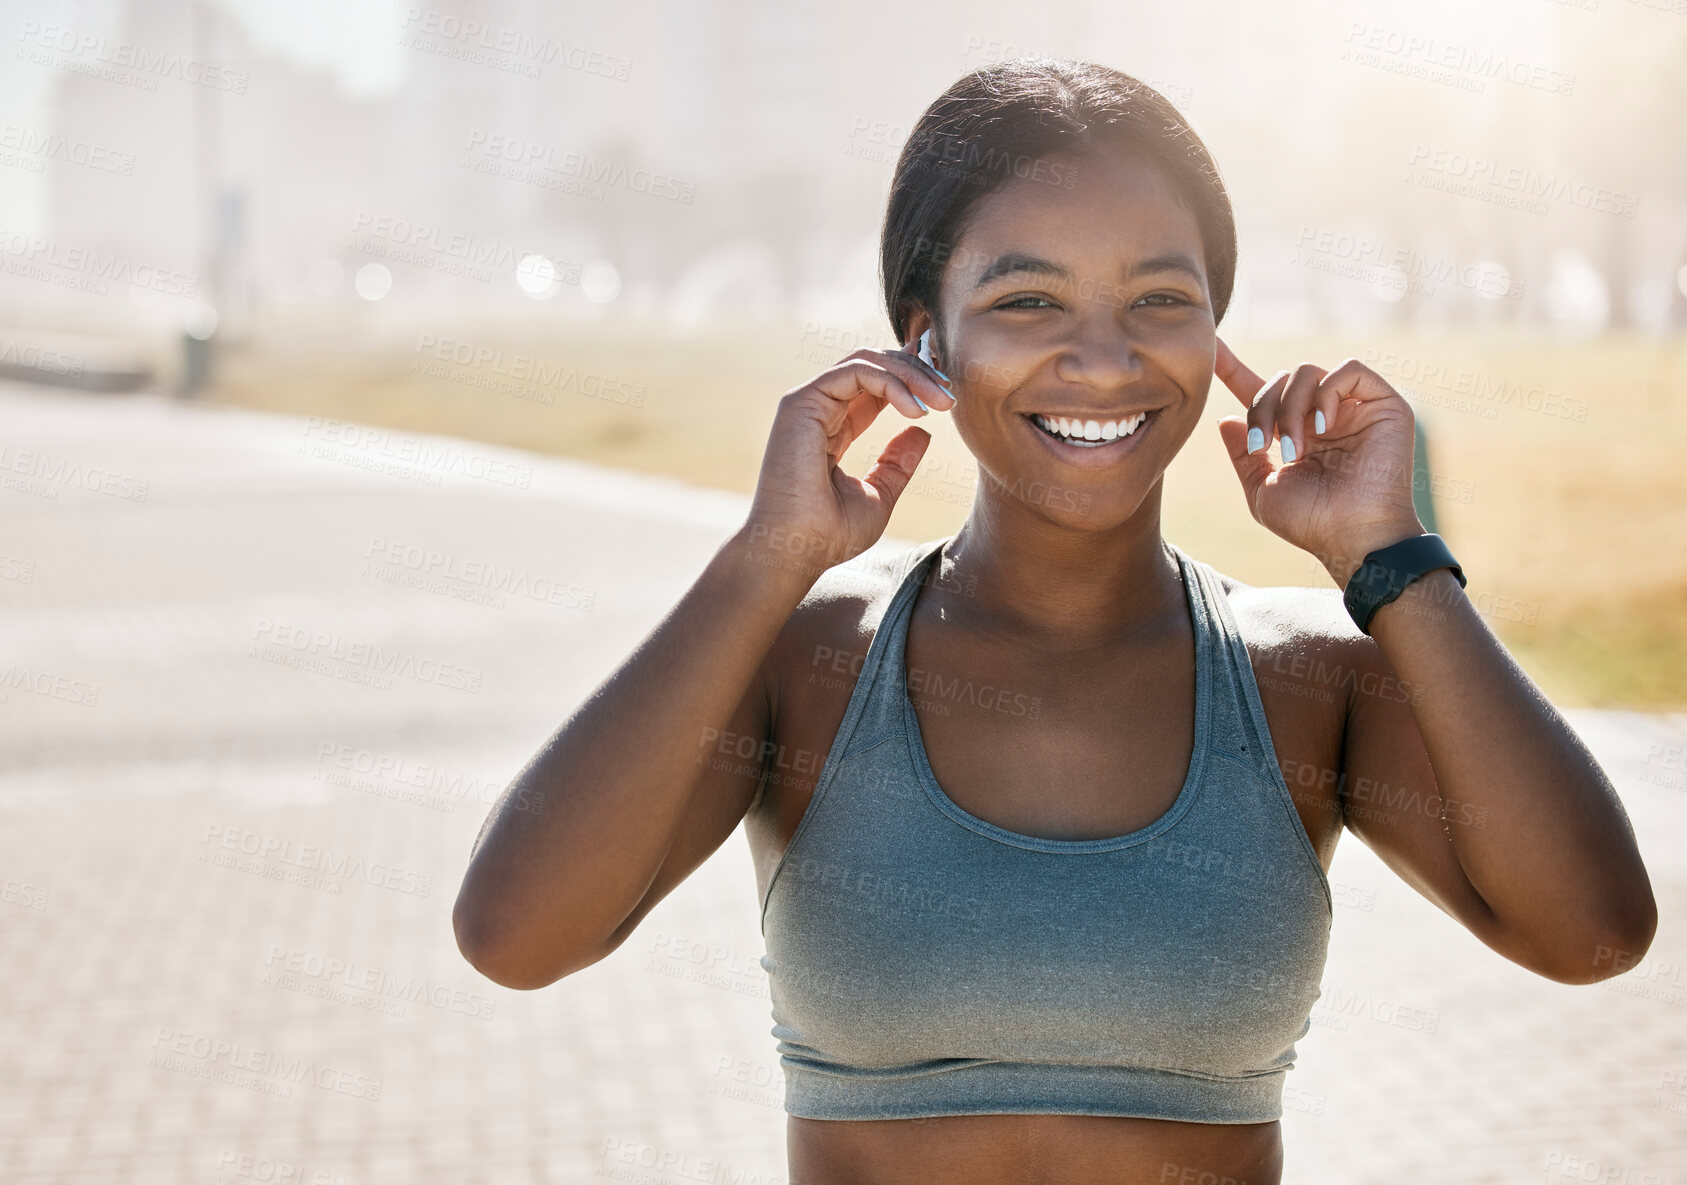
left=451, top=340, right=952, bottom=990
left=452, top=532, right=811, bottom=989
left=1332, top=535, right=1657, bottom=984
left=1213, top=343, right=1657, bottom=984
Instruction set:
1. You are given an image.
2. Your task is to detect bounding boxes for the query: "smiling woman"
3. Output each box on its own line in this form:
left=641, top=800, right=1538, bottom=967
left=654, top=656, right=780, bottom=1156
left=452, top=59, right=1658, bottom=1185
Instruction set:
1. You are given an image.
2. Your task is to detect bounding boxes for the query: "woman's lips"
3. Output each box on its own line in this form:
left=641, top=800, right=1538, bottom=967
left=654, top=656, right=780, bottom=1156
left=1019, top=410, right=1156, bottom=467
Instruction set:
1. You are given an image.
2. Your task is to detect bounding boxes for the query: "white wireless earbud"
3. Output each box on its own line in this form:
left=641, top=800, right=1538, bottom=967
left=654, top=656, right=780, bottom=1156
left=916, top=329, right=954, bottom=400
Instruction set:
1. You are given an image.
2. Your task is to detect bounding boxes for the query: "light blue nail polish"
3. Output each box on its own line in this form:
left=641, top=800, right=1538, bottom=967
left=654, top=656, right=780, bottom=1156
left=1314, top=409, right=1326, bottom=435
left=1247, top=426, right=1264, bottom=454
left=1281, top=436, right=1297, bottom=463
left=912, top=392, right=930, bottom=412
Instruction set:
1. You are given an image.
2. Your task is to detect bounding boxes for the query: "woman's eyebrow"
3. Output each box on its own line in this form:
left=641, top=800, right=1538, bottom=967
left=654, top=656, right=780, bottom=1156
left=972, top=251, right=1204, bottom=289
left=972, top=252, right=1070, bottom=289
left=1129, top=253, right=1205, bottom=284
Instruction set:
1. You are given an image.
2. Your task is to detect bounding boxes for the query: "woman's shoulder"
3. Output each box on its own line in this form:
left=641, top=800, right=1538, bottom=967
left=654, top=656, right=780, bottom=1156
left=1197, top=556, right=1383, bottom=697
left=763, top=537, right=936, bottom=694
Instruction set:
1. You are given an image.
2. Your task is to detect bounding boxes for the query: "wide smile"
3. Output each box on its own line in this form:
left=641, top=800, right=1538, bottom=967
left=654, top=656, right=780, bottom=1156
left=1019, top=409, right=1156, bottom=467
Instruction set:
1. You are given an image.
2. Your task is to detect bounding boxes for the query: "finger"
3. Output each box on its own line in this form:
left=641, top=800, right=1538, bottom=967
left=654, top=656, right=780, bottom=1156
left=829, top=387, right=886, bottom=464
left=1216, top=415, right=1274, bottom=521
left=1314, top=358, right=1400, bottom=417
left=903, top=334, right=954, bottom=389
left=1245, top=369, right=1290, bottom=457
left=860, top=424, right=933, bottom=514
left=1277, top=363, right=1328, bottom=465
left=886, top=342, right=955, bottom=410
left=809, top=357, right=928, bottom=421
left=1214, top=337, right=1267, bottom=406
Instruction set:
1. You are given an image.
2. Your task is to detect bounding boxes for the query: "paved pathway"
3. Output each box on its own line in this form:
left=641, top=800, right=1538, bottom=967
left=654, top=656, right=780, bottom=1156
left=1, top=382, right=1683, bottom=1183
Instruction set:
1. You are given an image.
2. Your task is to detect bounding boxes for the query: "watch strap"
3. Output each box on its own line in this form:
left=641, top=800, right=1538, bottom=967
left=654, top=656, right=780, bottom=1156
left=1343, top=533, right=1466, bottom=636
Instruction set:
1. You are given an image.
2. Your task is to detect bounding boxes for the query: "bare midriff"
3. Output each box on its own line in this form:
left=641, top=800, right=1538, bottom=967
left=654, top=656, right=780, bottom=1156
left=787, top=1113, right=1284, bottom=1185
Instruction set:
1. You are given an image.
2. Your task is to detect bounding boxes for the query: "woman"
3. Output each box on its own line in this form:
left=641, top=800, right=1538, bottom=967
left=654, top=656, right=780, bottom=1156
left=452, top=60, right=1657, bottom=1184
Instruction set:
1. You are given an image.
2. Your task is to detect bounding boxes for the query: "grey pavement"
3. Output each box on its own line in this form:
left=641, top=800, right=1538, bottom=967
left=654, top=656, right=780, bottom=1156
left=1, top=381, right=1683, bottom=1184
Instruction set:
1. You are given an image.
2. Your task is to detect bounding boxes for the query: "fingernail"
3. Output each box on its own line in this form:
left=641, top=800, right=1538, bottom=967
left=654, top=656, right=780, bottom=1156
left=1314, top=409, right=1326, bottom=435
left=1247, top=426, right=1264, bottom=454
left=1281, top=436, right=1297, bottom=464
left=912, top=393, right=930, bottom=413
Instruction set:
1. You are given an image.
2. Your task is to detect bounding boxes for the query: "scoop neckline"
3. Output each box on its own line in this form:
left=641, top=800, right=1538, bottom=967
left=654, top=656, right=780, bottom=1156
left=896, top=536, right=1212, bottom=854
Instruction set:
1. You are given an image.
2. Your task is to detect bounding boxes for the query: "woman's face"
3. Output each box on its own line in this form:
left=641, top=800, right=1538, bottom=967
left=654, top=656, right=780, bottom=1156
left=927, top=145, right=1216, bottom=529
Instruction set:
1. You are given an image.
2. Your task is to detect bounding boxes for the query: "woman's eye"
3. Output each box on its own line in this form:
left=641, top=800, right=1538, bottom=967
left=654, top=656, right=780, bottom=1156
left=1136, top=293, right=1188, bottom=308
left=996, top=295, right=1057, bottom=310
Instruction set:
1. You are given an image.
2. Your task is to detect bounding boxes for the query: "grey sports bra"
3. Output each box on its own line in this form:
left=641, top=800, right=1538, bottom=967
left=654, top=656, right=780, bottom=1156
left=758, top=536, right=1333, bottom=1124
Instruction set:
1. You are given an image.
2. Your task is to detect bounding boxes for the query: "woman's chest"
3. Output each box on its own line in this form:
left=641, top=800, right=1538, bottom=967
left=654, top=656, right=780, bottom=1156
left=748, top=598, right=1347, bottom=908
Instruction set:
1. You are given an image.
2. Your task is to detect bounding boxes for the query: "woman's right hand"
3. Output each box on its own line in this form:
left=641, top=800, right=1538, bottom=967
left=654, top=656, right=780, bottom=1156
left=739, top=337, right=955, bottom=582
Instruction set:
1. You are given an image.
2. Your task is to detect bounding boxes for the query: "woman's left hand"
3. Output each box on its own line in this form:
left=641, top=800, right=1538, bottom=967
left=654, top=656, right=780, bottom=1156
left=1213, top=338, right=1428, bottom=585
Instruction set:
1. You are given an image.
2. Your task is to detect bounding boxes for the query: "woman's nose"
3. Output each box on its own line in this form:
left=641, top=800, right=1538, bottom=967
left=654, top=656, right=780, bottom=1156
left=1052, top=324, right=1146, bottom=390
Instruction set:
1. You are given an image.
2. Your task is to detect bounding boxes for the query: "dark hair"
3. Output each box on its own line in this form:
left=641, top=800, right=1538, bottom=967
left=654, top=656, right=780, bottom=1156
left=880, top=59, right=1238, bottom=343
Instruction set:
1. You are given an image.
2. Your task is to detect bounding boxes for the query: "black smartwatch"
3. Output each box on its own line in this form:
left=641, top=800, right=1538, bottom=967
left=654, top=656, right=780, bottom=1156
left=1342, top=533, right=1466, bottom=636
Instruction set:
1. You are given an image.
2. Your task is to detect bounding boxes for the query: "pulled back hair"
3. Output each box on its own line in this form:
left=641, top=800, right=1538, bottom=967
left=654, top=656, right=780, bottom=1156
left=880, top=59, right=1238, bottom=343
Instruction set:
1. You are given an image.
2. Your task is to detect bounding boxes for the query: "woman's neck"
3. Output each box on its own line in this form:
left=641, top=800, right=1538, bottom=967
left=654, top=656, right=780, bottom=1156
left=935, top=487, right=1186, bottom=653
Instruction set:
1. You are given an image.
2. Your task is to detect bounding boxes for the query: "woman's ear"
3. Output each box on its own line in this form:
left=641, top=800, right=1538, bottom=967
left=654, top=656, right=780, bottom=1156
left=904, top=309, right=941, bottom=371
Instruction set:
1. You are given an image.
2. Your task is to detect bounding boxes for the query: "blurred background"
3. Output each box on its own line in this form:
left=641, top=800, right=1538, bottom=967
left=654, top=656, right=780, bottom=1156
left=3, top=1, right=1686, bottom=1182
left=3, top=0, right=1686, bottom=701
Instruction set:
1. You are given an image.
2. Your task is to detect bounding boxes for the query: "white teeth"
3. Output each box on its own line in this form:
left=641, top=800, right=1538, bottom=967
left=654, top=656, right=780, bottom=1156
left=1030, top=412, right=1150, bottom=446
